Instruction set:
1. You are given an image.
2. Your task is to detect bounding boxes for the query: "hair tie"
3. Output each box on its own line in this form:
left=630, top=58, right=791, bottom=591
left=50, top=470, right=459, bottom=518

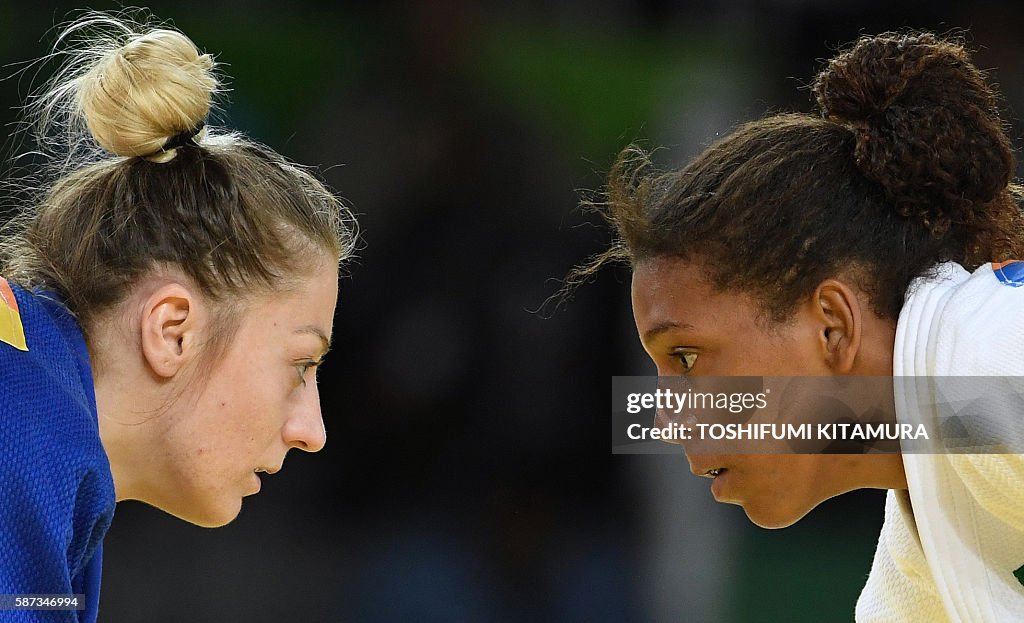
left=160, top=121, right=205, bottom=152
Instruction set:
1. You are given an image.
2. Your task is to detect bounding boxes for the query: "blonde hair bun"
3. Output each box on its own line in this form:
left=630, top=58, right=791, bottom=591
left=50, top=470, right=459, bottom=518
left=75, top=27, right=216, bottom=161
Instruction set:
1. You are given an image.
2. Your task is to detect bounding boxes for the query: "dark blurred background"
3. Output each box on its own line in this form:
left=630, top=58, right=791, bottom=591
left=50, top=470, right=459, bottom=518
left=2, top=1, right=1023, bottom=621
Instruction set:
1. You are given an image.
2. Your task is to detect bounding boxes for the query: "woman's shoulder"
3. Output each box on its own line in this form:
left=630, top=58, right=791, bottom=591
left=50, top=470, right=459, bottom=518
left=898, top=261, right=1024, bottom=376
left=1, top=276, right=94, bottom=408
left=940, top=261, right=1024, bottom=376
left=0, top=276, right=115, bottom=591
left=0, top=275, right=112, bottom=510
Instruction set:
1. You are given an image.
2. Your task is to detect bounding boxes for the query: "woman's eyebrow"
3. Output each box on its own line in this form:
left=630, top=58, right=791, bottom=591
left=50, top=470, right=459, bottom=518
left=294, top=325, right=331, bottom=355
left=642, top=321, right=696, bottom=343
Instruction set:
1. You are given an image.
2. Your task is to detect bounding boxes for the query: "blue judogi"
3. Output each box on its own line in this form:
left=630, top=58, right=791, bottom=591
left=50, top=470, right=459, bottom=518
left=0, top=278, right=116, bottom=623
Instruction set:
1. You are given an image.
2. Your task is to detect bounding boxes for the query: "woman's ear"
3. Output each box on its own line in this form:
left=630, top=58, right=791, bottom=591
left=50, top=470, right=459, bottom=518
left=812, top=279, right=862, bottom=374
left=139, top=284, right=199, bottom=378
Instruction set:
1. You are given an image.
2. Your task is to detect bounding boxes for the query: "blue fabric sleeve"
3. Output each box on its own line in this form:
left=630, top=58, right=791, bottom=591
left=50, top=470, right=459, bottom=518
left=0, top=285, right=115, bottom=622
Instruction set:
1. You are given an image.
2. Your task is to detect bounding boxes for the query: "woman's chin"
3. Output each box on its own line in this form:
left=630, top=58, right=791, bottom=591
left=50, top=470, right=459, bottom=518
left=147, top=493, right=243, bottom=528
left=740, top=499, right=816, bottom=530
left=189, top=507, right=242, bottom=528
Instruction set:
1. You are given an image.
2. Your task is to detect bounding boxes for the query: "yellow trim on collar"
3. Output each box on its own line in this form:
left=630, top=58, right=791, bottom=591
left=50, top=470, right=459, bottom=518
left=0, top=277, right=28, bottom=351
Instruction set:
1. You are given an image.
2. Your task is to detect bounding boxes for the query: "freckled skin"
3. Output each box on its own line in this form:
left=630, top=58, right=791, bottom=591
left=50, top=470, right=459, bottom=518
left=154, top=263, right=338, bottom=526
left=631, top=257, right=906, bottom=528
left=95, top=259, right=339, bottom=528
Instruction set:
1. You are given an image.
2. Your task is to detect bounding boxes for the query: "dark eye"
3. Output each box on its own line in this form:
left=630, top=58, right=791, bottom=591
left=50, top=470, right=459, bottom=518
left=672, top=351, right=698, bottom=374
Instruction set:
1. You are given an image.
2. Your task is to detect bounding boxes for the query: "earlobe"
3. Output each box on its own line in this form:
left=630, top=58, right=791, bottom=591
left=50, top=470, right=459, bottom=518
left=139, top=285, right=196, bottom=378
left=814, top=280, right=862, bottom=374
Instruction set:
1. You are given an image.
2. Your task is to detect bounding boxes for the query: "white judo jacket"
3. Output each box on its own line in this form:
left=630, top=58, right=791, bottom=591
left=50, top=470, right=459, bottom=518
left=856, top=261, right=1024, bottom=622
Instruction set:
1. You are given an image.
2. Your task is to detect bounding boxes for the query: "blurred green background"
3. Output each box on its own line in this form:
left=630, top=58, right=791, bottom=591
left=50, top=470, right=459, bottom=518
left=2, top=1, right=1020, bottom=622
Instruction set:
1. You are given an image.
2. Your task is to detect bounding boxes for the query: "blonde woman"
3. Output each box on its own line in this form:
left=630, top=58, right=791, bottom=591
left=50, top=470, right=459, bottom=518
left=0, top=15, right=354, bottom=621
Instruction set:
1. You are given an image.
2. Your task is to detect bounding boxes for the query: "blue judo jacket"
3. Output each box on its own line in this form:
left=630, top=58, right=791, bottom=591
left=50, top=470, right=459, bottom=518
left=0, top=277, right=115, bottom=623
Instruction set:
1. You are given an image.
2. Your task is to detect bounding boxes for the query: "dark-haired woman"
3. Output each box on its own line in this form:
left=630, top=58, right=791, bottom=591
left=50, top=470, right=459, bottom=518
left=593, top=33, right=1024, bottom=621
left=0, top=15, right=354, bottom=622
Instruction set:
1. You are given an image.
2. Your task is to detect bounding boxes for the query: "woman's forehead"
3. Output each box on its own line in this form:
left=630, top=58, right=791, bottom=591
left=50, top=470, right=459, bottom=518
left=632, top=258, right=715, bottom=311
left=631, top=257, right=762, bottom=336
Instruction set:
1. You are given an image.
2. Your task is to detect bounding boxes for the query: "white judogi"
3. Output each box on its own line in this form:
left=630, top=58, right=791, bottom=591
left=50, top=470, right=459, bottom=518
left=856, top=262, right=1024, bottom=622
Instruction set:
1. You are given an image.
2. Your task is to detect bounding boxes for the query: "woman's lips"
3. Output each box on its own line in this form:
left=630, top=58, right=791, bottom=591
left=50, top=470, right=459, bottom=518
left=710, top=469, right=728, bottom=500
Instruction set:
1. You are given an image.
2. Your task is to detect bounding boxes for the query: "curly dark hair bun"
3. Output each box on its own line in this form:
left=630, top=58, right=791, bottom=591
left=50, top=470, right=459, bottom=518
left=576, top=30, right=1024, bottom=322
left=814, top=32, right=1013, bottom=234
